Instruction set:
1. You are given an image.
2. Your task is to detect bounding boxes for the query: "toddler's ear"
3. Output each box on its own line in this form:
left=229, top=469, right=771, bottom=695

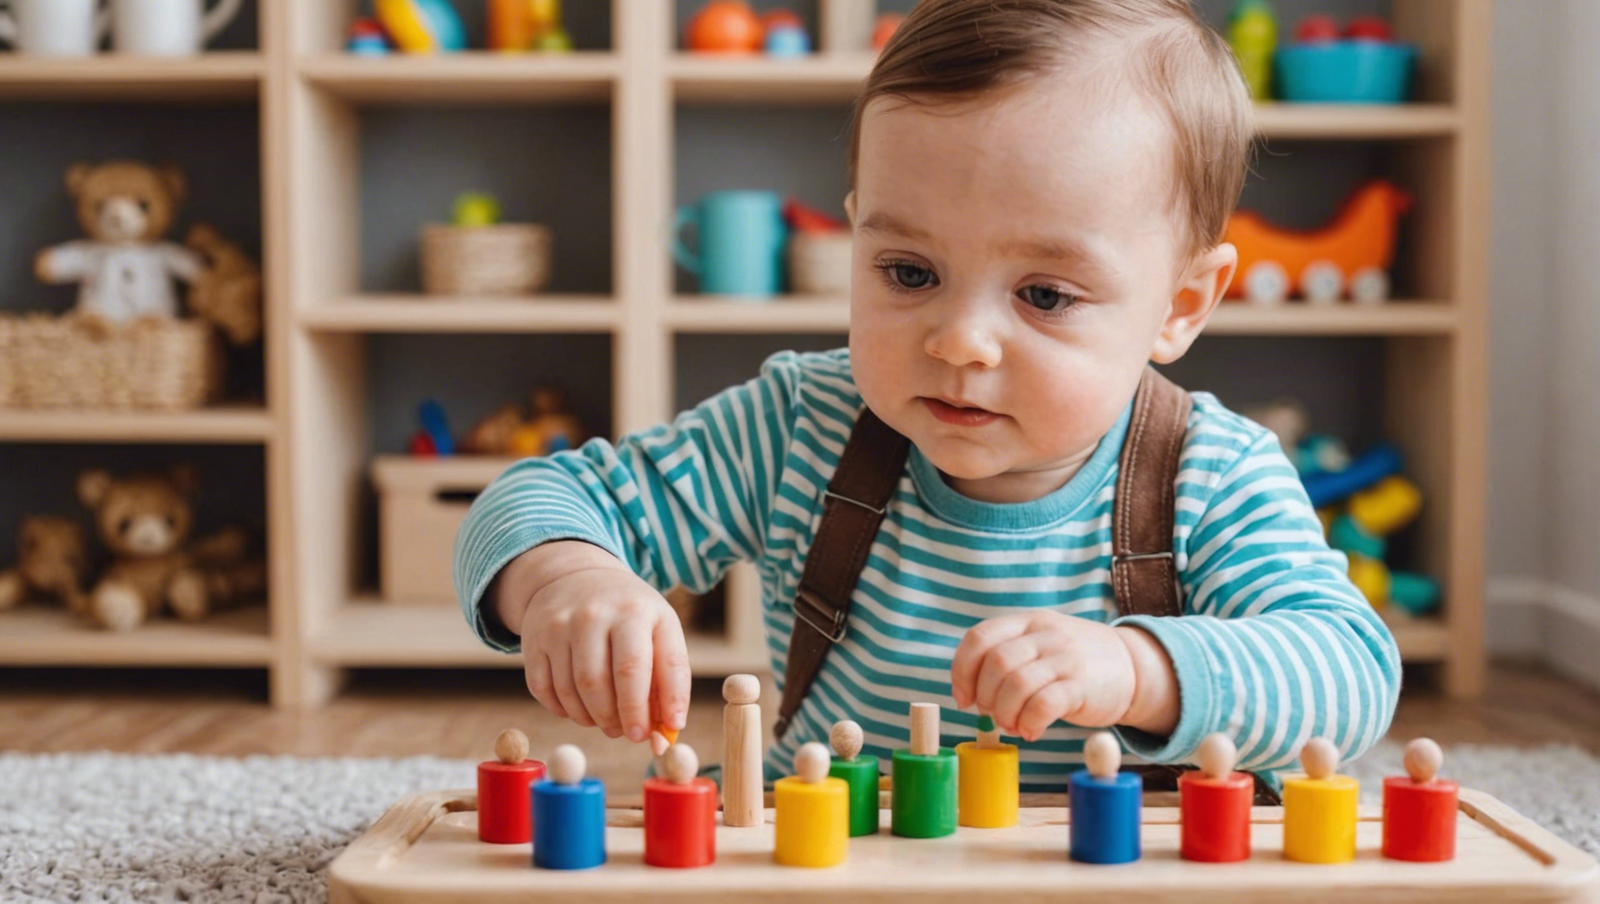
left=1151, top=243, right=1237, bottom=364
left=844, top=191, right=856, bottom=227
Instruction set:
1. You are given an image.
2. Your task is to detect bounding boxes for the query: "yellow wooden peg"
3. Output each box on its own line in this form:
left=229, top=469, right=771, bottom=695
left=1283, top=737, right=1359, bottom=863
left=774, top=742, right=850, bottom=868
left=957, top=715, right=1018, bottom=828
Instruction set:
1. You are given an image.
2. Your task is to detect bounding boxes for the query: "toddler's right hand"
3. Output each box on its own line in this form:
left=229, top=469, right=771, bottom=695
left=498, top=541, right=690, bottom=743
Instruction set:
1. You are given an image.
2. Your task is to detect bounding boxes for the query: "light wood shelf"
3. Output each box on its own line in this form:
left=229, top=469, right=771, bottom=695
left=0, top=405, right=274, bottom=444
left=0, top=51, right=262, bottom=101
left=0, top=0, right=1489, bottom=706
left=0, top=606, right=272, bottom=666
left=300, top=295, right=621, bottom=333
left=296, top=52, right=617, bottom=104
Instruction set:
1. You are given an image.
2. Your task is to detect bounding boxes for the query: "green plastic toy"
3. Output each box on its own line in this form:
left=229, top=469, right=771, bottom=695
left=1228, top=0, right=1278, bottom=100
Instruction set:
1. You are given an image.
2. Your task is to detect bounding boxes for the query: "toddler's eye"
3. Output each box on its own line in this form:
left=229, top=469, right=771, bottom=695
left=1019, top=284, right=1080, bottom=313
left=877, top=261, right=938, bottom=291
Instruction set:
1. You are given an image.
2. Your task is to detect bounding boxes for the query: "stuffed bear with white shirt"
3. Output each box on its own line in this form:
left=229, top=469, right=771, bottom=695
left=34, top=160, right=204, bottom=327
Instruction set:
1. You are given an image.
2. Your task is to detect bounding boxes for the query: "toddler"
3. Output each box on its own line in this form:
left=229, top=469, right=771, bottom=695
left=455, top=0, right=1400, bottom=789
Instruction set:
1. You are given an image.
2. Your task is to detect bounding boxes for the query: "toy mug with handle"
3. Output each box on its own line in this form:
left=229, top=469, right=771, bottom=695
left=111, top=0, right=243, bottom=56
left=674, top=190, right=789, bottom=297
left=0, top=0, right=110, bottom=56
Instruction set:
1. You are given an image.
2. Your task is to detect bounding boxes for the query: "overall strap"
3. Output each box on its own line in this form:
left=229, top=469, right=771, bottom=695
left=773, top=406, right=909, bottom=741
left=1111, top=367, right=1191, bottom=619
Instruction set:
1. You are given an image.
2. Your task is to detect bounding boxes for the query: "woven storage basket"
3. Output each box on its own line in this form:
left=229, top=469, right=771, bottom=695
left=788, top=231, right=852, bottom=295
left=420, top=223, right=553, bottom=295
left=0, top=313, right=222, bottom=410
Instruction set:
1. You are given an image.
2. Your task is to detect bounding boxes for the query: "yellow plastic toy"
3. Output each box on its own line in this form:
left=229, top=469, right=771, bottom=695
left=1283, top=738, right=1359, bottom=864
left=956, top=715, right=1019, bottom=828
left=774, top=743, right=849, bottom=868
left=1225, top=180, right=1411, bottom=304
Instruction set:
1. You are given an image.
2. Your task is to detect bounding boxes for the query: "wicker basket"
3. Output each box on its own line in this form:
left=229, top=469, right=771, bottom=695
left=0, top=313, right=222, bottom=410
left=788, top=231, right=853, bottom=295
left=420, top=223, right=553, bottom=296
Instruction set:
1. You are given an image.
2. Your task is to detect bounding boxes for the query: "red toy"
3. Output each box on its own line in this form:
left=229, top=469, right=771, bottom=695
left=1294, top=14, right=1341, bottom=42
left=685, top=0, right=763, bottom=53
left=1383, top=738, right=1458, bottom=862
left=1178, top=734, right=1253, bottom=863
left=477, top=729, right=547, bottom=844
left=643, top=744, right=717, bottom=868
left=1343, top=15, right=1395, bottom=41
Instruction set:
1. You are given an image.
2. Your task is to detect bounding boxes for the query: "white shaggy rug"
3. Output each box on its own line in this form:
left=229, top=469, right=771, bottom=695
left=2, top=742, right=1598, bottom=903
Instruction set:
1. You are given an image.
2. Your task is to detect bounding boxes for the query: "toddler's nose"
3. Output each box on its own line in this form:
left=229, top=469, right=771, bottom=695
left=924, top=301, right=1003, bottom=369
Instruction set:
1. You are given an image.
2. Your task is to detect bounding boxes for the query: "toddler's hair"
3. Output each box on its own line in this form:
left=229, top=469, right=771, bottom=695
left=849, top=0, right=1254, bottom=261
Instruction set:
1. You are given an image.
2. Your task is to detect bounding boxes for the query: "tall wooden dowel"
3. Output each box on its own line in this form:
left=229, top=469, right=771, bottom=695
left=722, top=673, right=764, bottom=827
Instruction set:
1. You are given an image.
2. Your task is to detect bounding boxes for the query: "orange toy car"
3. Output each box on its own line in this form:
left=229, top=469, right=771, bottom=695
left=1224, top=180, right=1411, bottom=304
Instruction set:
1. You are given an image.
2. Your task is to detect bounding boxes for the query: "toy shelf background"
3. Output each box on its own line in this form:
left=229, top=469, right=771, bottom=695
left=0, top=0, right=1487, bottom=708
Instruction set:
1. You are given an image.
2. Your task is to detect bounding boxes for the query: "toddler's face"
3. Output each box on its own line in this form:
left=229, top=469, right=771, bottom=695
left=848, top=68, right=1225, bottom=503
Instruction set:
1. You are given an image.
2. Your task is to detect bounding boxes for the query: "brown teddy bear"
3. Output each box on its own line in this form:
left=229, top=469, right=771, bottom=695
left=78, top=464, right=266, bottom=631
left=33, top=160, right=263, bottom=345
left=35, top=161, right=202, bottom=328
left=185, top=222, right=263, bottom=346
left=0, top=516, right=90, bottom=615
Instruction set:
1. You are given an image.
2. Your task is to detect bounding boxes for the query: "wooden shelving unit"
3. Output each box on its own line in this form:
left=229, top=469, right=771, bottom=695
left=0, top=0, right=1489, bottom=707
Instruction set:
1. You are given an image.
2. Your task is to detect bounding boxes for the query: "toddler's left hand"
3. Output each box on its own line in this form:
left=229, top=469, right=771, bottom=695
left=950, top=612, right=1141, bottom=741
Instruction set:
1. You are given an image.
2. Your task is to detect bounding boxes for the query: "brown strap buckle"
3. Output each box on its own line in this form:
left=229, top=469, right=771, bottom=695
left=1113, top=551, right=1175, bottom=565
left=793, top=587, right=848, bottom=643
left=824, top=488, right=887, bottom=516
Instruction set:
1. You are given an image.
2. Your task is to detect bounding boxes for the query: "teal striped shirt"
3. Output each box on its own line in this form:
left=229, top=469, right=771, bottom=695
left=455, top=349, right=1400, bottom=789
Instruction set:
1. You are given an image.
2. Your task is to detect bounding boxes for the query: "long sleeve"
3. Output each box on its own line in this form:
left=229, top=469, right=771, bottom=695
left=453, top=353, right=805, bottom=652
left=1111, top=430, right=1402, bottom=774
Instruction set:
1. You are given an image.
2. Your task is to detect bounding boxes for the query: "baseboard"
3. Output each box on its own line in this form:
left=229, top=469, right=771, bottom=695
left=1486, top=576, right=1600, bottom=693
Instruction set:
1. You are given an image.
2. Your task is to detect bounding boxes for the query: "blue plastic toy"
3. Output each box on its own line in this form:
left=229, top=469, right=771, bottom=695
left=1300, top=443, right=1402, bottom=509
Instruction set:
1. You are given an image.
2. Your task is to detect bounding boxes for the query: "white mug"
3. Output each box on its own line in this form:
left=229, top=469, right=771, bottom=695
left=0, top=0, right=109, bottom=57
left=111, top=0, right=243, bottom=56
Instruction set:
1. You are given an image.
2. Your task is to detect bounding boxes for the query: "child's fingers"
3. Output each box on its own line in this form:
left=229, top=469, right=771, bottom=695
left=610, top=621, right=654, bottom=743
left=1017, top=679, right=1082, bottom=741
left=523, top=648, right=568, bottom=719
left=571, top=628, right=623, bottom=738
left=990, top=658, right=1057, bottom=735
left=652, top=613, right=691, bottom=732
left=950, top=616, right=1029, bottom=708
left=545, top=642, right=597, bottom=728
left=973, top=634, right=1040, bottom=715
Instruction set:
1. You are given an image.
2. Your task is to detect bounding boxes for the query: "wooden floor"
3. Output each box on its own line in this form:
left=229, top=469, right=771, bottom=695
left=2, top=661, right=1597, bottom=787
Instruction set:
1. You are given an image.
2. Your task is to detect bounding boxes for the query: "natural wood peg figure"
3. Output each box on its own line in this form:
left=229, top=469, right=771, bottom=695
left=661, top=743, right=699, bottom=784
left=1195, top=732, right=1237, bottom=779
left=910, top=702, right=940, bottom=756
left=550, top=744, right=587, bottom=785
left=796, top=742, right=831, bottom=784
left=1300, top=737, right=1339, bottom=780
left=494, top=728, right=529, bottom=765
left=831, top=719, right=864, bottom=761
left=722, top=673, right=764, bottom=827
left=1085, top=731, right=1121, bottom=779
left=1404, top=737, right=1443, bottom=784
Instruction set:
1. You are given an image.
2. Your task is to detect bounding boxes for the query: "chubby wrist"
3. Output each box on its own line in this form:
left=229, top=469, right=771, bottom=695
left=1113, top=625, right=1181, bottom=737
left=490, top=540, right=626, bottom=637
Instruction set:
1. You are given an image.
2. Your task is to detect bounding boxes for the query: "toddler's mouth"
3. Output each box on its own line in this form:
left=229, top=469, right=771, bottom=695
left=921, top=397, right=1000, bottom=427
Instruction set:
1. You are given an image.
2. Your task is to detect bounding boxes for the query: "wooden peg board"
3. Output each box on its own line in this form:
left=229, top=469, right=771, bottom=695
left=329, top=787, right=1600, bottom=903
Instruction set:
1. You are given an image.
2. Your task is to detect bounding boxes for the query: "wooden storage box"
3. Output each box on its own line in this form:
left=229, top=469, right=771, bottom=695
left=0, top=313, right=221, bottom=410
left=372, top=456, right=519, bottom=604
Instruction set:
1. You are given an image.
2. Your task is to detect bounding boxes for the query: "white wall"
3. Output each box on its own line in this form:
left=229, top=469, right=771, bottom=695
left=1488, top=0, right=1600, bottom=690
